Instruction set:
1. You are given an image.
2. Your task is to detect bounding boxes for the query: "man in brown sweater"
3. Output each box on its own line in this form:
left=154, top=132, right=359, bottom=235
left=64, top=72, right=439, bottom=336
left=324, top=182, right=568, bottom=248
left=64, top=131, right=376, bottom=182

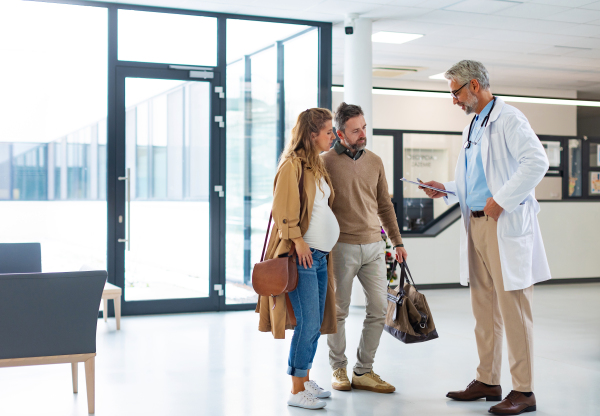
left=323, top=102, right=408, bottom=394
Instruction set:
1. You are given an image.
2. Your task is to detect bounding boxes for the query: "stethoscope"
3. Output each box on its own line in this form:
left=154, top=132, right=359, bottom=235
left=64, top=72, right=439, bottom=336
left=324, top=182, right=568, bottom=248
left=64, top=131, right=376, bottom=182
left=463, top=96, right=497, bottom=149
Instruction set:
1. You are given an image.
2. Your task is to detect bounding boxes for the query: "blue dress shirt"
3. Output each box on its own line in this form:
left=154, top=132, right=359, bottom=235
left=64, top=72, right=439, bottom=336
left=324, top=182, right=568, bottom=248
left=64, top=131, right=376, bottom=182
left=465, top=99, right=494, bottom=211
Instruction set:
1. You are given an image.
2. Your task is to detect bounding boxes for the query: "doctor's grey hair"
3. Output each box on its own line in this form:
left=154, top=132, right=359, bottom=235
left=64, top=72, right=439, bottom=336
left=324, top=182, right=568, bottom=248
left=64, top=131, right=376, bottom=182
left=444, top=60, right=490, bottom=91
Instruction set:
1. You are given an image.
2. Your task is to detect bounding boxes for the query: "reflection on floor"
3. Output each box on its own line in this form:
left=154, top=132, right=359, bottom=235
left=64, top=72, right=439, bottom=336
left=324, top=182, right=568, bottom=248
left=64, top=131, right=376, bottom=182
left=0, top=283, right=598, bottom=416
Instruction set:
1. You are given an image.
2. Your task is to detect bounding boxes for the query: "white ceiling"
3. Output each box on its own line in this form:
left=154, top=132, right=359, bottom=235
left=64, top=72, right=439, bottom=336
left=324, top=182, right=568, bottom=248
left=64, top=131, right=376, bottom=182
left=89, top=0, right=600, bottom=95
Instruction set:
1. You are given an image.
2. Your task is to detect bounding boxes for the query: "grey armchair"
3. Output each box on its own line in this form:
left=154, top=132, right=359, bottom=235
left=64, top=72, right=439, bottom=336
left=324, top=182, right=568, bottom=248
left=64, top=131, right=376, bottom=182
left=0, top=244, right=106, bottom=414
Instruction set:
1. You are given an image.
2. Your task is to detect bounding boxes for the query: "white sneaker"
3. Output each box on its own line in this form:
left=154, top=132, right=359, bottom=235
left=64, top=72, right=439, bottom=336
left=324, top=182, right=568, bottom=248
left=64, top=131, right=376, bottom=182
left=287, top=390, right=327, bottom=410
left=305, top=380, right=332, bottom=399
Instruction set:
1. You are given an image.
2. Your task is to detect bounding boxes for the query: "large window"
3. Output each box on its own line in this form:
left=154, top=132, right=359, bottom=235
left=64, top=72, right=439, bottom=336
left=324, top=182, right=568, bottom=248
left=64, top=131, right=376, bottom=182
left=0, top=1, right=108, bottom=272
left=225, top=20, right=320, bottom=304
left=118, top=10, right=217, bottom=66
left=1, top=0, right=331, bottom=313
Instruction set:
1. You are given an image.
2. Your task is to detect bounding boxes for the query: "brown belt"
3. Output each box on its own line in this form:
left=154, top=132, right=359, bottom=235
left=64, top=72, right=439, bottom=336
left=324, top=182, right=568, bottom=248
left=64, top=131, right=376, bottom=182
left=471, top=210, right=486, bottom=218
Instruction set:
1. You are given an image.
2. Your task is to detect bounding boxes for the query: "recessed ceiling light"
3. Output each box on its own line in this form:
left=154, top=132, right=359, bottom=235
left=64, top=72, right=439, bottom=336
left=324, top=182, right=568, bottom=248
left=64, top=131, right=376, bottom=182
left=372, top=31, right=423, bottom=45
left=429, top=72, right=446, bottom=80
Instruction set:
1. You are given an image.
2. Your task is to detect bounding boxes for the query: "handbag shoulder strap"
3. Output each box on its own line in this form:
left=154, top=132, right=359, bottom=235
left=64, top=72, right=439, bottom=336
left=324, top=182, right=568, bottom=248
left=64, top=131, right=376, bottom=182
left=260, top=160, right=305, bottom=262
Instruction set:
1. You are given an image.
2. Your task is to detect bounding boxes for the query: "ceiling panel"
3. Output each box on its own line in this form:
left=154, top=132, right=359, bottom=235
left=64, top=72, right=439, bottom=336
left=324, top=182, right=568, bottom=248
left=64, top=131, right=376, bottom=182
left=414, top=9, right=577, bottom=33
left=304, top=0, right=380, bottom=15
left=443, top=0, right=522, bottom=14
left=540, top=7, right=600, bottom=23
left=494, top=3, right=569, bottom=19
left=580, top=1, right=600, bottom=11
left=451, top=38, right=544, bottom=54
left=371, top=19, right=446, bottom=34
left=360, top=5, right=435, bottom=19
left=557, top=24, right=600, bottom=38
left=526, top=0, right=599, bottom=7
left=244, top=0, right=324, bottom=11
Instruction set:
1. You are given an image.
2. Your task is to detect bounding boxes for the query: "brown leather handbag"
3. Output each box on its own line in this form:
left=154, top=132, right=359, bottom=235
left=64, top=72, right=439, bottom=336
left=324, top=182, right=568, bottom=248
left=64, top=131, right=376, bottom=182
left=251, top=165, right=304, bottom=302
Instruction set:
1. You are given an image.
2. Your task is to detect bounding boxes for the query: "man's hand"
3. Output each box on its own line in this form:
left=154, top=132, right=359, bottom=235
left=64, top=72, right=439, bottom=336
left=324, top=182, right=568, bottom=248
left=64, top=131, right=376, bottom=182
left=483, top=197, right=503, bottom=221
left=395, top=247, right=408, bottom=263
left=419, top=180, right=446, bottom=199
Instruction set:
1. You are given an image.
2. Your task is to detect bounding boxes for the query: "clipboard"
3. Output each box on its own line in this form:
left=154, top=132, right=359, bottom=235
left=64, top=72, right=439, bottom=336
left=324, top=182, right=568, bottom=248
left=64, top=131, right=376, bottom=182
left=401, top=178, right=456, bottom=196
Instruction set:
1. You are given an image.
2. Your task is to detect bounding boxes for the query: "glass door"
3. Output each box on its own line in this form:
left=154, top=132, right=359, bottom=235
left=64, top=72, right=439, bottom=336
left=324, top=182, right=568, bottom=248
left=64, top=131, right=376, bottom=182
left=114, top=67, right=222, bottom=314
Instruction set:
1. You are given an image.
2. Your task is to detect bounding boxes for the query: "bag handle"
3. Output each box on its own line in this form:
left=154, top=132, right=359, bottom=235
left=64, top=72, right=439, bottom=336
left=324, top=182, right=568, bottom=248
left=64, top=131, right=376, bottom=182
left=389, top=259, right=418, bottom=291
left=260, top=162, right=305, bottom=262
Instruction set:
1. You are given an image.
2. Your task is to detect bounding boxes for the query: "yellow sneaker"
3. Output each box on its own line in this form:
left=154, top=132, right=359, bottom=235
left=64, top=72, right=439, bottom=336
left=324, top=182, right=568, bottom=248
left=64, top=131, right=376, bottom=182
left=331, top=368, right=351, bottom=391
left=351, top=370, right=395, bottom=393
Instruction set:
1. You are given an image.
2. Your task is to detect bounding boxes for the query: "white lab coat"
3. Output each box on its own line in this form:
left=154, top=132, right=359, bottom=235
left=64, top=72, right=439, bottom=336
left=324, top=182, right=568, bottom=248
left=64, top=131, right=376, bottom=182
left=443, top=97, right=552, bottom=291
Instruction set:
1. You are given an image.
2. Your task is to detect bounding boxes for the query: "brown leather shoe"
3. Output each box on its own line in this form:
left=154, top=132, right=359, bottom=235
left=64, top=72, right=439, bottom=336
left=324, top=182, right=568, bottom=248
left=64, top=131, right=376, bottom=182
left=489, top=391, right=536, bottom=415
left=447, top=380, right=502, bottom=401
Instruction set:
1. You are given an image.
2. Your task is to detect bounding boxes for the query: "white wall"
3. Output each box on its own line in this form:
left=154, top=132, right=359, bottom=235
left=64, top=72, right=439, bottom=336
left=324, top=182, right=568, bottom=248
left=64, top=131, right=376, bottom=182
left=401, top=202, right=600, bottom=285
left=333, top=86, right=598, bottom=286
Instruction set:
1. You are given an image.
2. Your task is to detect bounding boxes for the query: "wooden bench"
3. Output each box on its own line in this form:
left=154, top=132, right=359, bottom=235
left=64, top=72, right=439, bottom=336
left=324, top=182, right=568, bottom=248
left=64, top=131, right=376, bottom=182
left=102, top=282, right=122, bottom=330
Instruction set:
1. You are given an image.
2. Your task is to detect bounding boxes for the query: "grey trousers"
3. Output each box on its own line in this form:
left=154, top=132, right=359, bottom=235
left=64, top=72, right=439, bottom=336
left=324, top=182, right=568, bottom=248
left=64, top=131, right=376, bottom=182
left=327, top=241, right=388, bottom=374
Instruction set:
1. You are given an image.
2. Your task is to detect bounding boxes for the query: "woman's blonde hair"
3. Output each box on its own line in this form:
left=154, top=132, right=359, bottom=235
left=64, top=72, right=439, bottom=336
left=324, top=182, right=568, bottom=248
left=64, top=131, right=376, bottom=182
left=278, top=108, right=333, bottom=192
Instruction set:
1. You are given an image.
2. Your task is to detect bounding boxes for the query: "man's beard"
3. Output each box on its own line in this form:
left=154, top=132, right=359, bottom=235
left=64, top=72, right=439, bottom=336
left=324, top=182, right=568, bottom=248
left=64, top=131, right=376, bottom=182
left=461, top=91, right=479, bottom=115
left=349, top=137, right=367, bottom=152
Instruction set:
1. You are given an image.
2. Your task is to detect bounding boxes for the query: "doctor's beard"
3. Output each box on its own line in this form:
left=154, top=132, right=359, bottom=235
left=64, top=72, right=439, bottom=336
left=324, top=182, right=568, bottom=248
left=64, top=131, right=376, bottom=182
left=459, top=90, right=479, bottom=115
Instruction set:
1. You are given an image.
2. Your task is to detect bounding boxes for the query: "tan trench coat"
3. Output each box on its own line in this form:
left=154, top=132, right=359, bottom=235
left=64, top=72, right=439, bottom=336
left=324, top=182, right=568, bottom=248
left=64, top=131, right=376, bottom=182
left=255, top=152, right=338, bottom=339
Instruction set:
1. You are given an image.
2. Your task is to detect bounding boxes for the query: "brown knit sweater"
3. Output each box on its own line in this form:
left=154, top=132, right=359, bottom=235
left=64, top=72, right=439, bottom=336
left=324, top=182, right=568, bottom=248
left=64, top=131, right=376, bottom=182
left=321, top=143, right=403, bottom=246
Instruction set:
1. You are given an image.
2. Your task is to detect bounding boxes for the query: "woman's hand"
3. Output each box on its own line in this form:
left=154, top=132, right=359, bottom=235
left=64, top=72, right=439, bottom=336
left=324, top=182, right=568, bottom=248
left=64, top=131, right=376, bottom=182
left=291, top=237, right=313, bottom=269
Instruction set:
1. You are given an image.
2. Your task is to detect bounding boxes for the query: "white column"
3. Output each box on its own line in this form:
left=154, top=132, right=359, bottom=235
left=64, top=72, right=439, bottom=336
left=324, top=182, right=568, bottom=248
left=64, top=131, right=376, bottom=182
left=343, top=15, right=373, bottom=151
left=345, top=15, right=372, bottom=307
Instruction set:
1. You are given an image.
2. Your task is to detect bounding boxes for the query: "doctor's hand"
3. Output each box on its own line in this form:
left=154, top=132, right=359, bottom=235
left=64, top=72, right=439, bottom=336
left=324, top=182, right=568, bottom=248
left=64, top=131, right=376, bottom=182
left=395, top=247, right=408, bottom=263
left=484, top=197, right=504, bottom=221
left=419, top=180, right=446, bottom=199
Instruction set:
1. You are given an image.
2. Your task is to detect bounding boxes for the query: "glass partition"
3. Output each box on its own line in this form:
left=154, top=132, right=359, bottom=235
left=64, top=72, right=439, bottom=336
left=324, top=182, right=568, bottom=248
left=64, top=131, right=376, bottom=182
left=283, top=29, right=319, bottom=145
left=118, top=9, right=217, bottom=66
left=225, top=20, right=319, bottom=304
left=402, top=133, right=461, bottom=232
left=0, top=1, right=107, bottom=272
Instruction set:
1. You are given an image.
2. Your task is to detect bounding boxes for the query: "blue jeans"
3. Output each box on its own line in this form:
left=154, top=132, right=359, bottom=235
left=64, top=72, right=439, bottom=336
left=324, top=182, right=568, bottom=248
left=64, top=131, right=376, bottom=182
left=287, top=249, right=328, bottom=377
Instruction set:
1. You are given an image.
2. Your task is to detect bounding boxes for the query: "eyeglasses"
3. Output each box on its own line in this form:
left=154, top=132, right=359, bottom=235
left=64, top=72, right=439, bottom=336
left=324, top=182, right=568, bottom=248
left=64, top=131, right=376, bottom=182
left=450, top=82, right=469, bottom=99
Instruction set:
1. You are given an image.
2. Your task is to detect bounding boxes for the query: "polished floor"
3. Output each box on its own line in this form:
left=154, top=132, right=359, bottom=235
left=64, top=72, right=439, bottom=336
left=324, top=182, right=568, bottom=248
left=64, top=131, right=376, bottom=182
left=0, top=283, right=598, bottom=416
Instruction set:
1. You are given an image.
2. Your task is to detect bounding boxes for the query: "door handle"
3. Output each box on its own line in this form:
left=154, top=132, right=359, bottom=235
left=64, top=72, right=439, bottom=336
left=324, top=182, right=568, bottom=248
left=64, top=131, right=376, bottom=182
left=118, top=167, right=131, bottom=251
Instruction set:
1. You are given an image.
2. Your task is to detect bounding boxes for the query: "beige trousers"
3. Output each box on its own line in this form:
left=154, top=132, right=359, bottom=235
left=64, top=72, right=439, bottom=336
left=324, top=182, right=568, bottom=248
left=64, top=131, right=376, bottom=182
left=468, top=214, right=534, bottom=392
left=327, top=241, right=387, bottom=374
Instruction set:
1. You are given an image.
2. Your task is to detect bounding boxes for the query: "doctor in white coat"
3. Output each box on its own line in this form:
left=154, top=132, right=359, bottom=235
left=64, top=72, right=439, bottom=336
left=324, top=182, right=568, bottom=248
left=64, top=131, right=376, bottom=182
left=420, top=60, right=551, bottom=416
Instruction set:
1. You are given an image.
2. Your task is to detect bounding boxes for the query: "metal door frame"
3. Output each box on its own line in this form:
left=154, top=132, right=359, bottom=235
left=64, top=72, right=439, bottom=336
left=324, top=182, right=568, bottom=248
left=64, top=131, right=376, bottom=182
left=110, top=66, right=225, bottom=315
